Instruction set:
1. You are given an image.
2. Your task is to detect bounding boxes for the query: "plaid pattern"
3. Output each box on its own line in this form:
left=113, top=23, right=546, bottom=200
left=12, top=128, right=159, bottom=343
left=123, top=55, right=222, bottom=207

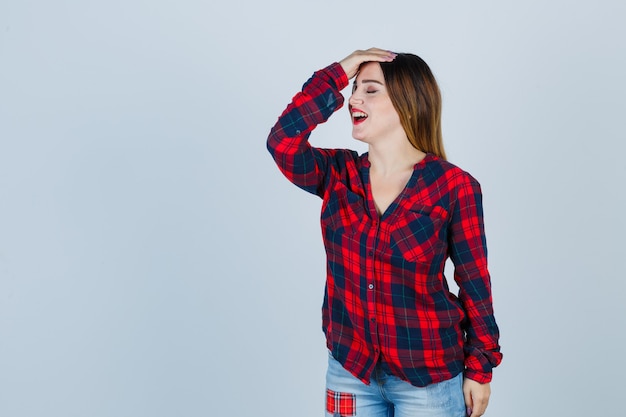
left=326, top=389, right=356, bottom=416
left=267, top=63, right=502, bottom=387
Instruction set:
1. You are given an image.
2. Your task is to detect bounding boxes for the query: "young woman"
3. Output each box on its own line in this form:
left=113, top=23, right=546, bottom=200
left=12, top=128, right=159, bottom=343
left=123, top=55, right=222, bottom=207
left=267, top=48, right=502, bottom=417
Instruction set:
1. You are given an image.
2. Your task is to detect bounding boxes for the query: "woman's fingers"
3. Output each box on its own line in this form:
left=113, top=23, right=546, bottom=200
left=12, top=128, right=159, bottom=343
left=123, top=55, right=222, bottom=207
left=463, top=379, right=491, bottom=417
left=339, top=48, right=397, bottom=79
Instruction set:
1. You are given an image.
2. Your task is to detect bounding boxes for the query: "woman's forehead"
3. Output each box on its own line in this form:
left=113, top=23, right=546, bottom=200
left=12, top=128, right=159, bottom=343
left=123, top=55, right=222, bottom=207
left=355, top=62, right=385, bottom=84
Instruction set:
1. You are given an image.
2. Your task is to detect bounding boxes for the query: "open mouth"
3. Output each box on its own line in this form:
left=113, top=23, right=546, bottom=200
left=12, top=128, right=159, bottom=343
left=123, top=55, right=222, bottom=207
left=351, top=110, right=368, bottom=125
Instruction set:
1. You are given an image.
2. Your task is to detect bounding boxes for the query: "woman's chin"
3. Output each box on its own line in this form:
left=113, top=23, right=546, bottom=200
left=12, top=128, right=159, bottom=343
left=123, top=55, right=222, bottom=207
left=351, top=130, right=368, bottom=143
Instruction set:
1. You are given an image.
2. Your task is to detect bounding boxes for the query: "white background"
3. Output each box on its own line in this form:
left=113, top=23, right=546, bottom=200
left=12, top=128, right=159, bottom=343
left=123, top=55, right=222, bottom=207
left=1, top=1, right=625, bottom=416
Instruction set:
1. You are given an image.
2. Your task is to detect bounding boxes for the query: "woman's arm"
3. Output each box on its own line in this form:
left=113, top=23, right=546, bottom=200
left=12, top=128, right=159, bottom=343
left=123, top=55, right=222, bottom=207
left=448, top=175, right=503, bottom=379
left=448, top=175, right=502, bottom=417
left=266, top=62, right=348, bottom=196
left=267, top=48, right=396, bottom=196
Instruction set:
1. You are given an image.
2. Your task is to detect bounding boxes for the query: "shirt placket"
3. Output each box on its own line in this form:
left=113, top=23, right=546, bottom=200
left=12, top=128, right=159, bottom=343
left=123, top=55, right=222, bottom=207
left=361, top=161, right=384, bottom=363
left=364, top=216, right=381, bottom=361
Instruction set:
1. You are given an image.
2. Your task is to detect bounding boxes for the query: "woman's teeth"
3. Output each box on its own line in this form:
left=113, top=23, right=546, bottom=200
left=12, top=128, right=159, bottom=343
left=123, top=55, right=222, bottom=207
left=353, top=111, right=368, bottom=121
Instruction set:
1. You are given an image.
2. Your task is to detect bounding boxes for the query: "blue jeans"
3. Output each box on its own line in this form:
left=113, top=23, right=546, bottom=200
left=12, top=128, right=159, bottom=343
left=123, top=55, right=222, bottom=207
left=325, top=353, right=466, bottom=417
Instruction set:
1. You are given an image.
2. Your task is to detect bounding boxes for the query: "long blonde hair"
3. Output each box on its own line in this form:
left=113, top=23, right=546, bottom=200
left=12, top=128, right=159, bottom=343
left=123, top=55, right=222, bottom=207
left=379, top=53, right=446, bottom=160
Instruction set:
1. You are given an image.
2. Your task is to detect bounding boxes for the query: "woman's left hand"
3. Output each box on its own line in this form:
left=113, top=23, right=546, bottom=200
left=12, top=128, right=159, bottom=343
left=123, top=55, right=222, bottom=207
left=463, top=379, right=491, bottom=417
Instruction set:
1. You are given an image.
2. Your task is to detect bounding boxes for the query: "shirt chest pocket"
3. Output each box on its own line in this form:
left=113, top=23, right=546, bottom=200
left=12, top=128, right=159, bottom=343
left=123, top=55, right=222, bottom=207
left=389, top=204, right=449, bottom=264
left=321, top=183, right=367, bottom=236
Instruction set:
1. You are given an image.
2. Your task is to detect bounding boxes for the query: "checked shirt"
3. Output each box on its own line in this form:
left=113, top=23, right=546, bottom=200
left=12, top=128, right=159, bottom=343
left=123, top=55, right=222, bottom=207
left=267, top=62, right=502, bottom=387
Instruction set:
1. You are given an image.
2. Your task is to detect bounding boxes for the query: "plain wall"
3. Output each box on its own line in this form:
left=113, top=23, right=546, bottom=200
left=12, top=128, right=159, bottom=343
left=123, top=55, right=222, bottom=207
left=1, top=1, right=625, bottom=416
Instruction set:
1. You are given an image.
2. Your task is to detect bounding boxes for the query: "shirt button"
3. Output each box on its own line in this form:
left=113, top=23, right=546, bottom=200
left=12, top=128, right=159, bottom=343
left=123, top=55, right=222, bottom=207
left=368, top=251, right=374, bottom=256
left=371, top=318, right=376, bottom=323
left=368, top=284, right=374, bottom=290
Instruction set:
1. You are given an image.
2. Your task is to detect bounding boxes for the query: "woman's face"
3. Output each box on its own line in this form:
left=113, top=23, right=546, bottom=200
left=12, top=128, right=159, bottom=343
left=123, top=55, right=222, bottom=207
left=349, top=62, right=403, bottom=144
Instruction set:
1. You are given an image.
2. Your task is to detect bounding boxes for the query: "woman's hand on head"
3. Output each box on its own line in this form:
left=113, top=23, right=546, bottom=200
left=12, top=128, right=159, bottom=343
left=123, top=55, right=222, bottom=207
left=339, top=48, right=397, bottom=79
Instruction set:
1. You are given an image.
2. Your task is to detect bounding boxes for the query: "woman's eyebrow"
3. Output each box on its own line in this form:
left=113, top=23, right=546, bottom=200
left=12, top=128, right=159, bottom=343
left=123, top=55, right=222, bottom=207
left=353, top=79, right=384, bottom=89
left=360, top=79, right=384, bottom=85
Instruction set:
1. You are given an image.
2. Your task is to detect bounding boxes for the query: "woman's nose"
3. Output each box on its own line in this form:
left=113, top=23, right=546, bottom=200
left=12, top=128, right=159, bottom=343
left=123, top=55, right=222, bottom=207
left=349, top=94, right=363, bottom=106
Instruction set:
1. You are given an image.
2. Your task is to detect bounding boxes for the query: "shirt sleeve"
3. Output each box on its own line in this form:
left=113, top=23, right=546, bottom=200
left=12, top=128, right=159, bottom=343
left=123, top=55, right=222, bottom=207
left=266, top=62, right=349, bottom=197
left=448, top=175, right=503, bottom=383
